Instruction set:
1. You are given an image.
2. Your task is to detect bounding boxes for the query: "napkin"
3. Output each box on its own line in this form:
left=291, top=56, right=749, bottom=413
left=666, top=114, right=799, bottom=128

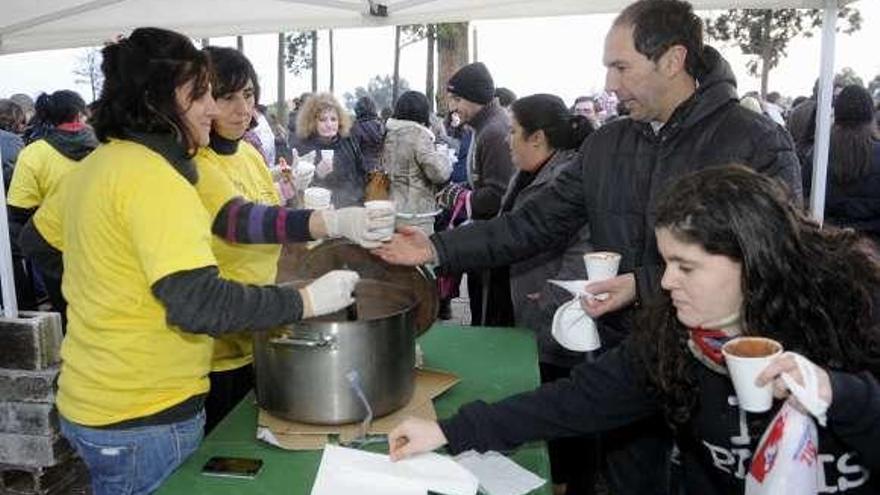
left=310, top=444, right=479, bottom=495
left=454, top=450, right=546, bottom=495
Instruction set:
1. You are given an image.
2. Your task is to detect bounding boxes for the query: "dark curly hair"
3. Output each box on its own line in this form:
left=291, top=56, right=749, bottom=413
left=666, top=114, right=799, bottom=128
left=631, top=165, right=880, bottom=426
left=90, top=27, right=212, bottom=155
left=613, top=0, right=706, bottom=78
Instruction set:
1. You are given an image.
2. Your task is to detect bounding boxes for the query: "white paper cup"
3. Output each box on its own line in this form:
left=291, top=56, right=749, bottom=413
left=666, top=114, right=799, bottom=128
left=304, top=187, right=332, bottom=210
left=584, top=251, right=622, bottom=282
left=722, top=337, right=783, bottom=413
left=320, top=149, right=335, bottom=162
left=364, top=200, right=395, bottom=240
left=551, top=299, right=601, bottom=352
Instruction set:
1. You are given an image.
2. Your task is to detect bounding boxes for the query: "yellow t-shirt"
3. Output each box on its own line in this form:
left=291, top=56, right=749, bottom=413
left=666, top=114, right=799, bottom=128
left=8, top=140, right=78, bottom=209
left=194, top=141, right=282, bottom=373
left=56, top=139, right=218, bottom=426
left=31, top=166, right=78, bottom=251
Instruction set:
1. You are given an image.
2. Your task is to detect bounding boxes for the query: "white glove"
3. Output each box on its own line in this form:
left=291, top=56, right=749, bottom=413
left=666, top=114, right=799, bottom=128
left=320, top=206, right=396, bottom=248
left=299, top=270, right=360, bottom=318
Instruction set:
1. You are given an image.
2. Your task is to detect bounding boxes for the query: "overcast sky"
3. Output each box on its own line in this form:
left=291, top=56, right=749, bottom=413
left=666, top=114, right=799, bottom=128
left=1, top=0, right=877, bottom=107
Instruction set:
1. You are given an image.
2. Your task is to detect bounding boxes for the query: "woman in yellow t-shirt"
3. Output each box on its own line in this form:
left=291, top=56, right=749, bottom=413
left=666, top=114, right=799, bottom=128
left=53, top=28, right=371, bottom=495
left=7, top=89, right=96, bottom=316
left=195, top=46, right=286, bottom=433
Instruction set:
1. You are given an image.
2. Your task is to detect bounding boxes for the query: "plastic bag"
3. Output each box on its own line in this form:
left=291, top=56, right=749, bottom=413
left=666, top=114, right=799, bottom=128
left=746, top=402, right=819, bottom=494
left=745, top=352, right=828, bottom=495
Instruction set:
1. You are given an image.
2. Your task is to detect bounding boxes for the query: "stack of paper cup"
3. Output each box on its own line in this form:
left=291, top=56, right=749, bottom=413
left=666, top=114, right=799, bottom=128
left=364, top=200, right=395, bottom=241
left=304, top=187, right=332, bottom=210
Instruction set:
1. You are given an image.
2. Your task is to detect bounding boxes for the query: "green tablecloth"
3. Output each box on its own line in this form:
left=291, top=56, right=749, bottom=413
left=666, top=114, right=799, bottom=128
left=157, top=324, right=551, bottom=494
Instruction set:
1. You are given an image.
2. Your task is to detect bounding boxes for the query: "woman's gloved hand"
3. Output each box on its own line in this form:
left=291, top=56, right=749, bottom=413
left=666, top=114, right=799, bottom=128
left=299, top=270, right=360, bottom=318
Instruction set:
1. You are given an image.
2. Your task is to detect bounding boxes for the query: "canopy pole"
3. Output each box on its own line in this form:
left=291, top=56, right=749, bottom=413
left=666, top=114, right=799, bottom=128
left=0, top=146, right=18, bottom=318
left=808, top=0, right=837, bottom=225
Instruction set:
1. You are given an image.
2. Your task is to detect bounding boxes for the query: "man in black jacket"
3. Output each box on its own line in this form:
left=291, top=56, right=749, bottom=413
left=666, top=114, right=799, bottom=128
left=437, top=61, right=516, bottom=327
left=377, top=0, right=801, bottom=493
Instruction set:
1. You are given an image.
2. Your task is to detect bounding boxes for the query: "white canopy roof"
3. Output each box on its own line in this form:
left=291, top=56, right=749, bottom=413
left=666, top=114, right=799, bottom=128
left=0, top=0, right=855, bottom=55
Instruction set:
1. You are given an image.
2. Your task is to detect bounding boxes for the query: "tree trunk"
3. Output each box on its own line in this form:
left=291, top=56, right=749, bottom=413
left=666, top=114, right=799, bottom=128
left=236, top=35, right=244, bottom=51
left=436, top=22, right=469, bottom=114
left=426, top=24, right=436, bottom=114
left=311, top=31, right=318, bottom=92
left=760, top=11, right=772, bottom=98
left=393, top=25, right=402, bottom=105
left=277, top=33, right=286, bottom=122
left=329, top=30, right=335, bottom=93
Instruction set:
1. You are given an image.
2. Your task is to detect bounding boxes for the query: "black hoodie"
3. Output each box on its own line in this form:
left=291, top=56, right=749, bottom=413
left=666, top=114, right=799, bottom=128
left=43, top=127, right=98, bottom=162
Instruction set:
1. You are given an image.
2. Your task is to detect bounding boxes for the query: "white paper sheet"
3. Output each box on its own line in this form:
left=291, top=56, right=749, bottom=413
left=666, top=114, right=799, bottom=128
left=310, top=444, right=479, bottom=495
left=454, top=450, right=546, bottom=495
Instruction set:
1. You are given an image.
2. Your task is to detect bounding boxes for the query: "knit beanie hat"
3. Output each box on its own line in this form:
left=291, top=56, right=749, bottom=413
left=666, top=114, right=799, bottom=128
left=834, top=84, right=873, bottom=126
left=447, top=62, right=495, bottom=105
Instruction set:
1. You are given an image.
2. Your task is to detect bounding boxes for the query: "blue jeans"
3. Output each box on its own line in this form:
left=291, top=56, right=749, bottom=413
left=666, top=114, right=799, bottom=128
left=60, top=410, right=204, bottom=495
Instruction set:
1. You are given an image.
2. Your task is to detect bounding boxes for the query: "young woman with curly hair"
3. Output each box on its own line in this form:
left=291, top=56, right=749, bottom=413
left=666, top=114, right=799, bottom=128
left=389, top=165, right=880, bottom=494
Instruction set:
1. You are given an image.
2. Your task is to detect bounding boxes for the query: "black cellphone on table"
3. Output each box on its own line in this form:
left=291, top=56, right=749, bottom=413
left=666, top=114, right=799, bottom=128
left=200, top=456, right=263, bottom=479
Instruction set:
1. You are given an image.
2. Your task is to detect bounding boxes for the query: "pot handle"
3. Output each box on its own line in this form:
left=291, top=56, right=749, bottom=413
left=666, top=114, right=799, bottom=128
left=270, top=333, right=336, bottom=349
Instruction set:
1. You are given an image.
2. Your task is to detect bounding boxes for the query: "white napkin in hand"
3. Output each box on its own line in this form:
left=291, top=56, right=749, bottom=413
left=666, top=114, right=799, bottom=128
left=551, top=298, right=601, bottom=352
left=548, top=279, right=597, bottom=300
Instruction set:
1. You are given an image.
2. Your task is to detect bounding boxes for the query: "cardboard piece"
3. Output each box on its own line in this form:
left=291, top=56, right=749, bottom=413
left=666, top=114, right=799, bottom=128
left=257, top=368, right=459, bottom=450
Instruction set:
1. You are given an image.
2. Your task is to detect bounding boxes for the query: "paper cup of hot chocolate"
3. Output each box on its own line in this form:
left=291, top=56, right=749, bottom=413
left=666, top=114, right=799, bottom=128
left=722, top=337, right=783, bottom=413
left=304, top=187, right=332, bottom=210
left=364, top=200, right=396, bottom=241
left=320, top=149, right=334, bottom=162
left=583, top=251, right=622, bottom=282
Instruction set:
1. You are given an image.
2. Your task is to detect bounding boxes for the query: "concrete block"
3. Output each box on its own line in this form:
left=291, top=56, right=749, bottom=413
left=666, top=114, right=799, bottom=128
left=0, top=403, right=57, bottom=436
left=0, top=434, right=72, bottom=468
left=1, top=457, right=89, bottom=494
left=0, top=367, right=58, bottom=403
left=0, top=312, right=62, bottom=371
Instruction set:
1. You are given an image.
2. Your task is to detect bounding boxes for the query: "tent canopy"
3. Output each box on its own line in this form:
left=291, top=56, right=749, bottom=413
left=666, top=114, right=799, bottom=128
left=0, top=0, right=855, bottom=55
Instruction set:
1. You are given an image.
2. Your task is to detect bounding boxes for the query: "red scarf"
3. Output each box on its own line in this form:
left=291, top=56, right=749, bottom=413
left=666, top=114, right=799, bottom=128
left=689, top=327, right=736, bottom=366
left=56, top=122, right=87, bottom=132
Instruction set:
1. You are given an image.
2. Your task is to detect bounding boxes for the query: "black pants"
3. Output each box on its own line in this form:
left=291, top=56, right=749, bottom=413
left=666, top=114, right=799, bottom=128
left=205, top=364, right=254, bottom=434
left=466, top=267, right=514, bottom=327
left=43, top=274, right=67, bottom=331
left=540, top=362, right=602, bottom=495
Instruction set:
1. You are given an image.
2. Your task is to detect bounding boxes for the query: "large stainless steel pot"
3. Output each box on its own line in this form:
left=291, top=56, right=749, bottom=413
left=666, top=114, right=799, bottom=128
left=253, top=279, right=417, bottom=424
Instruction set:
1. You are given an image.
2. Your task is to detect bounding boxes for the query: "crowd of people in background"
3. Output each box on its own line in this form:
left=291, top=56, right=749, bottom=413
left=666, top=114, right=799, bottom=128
left=1, top=0, right=879, bottom=493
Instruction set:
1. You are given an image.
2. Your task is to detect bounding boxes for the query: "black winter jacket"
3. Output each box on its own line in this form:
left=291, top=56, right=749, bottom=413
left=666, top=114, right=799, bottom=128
left=298, top=134, right=366, bottom=207
left=466, top=100, right=515, bottom=220
left=803, top=140, right=880, bottom=244
left=351, top=117, right=384, bottom=172
left=432, top=47, right=802, bottom=346
left=440, top=342, right=880, bottom=494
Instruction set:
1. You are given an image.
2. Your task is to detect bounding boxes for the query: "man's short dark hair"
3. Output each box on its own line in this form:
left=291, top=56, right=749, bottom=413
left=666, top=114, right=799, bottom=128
left=614, top=0, right=705, bottom=77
